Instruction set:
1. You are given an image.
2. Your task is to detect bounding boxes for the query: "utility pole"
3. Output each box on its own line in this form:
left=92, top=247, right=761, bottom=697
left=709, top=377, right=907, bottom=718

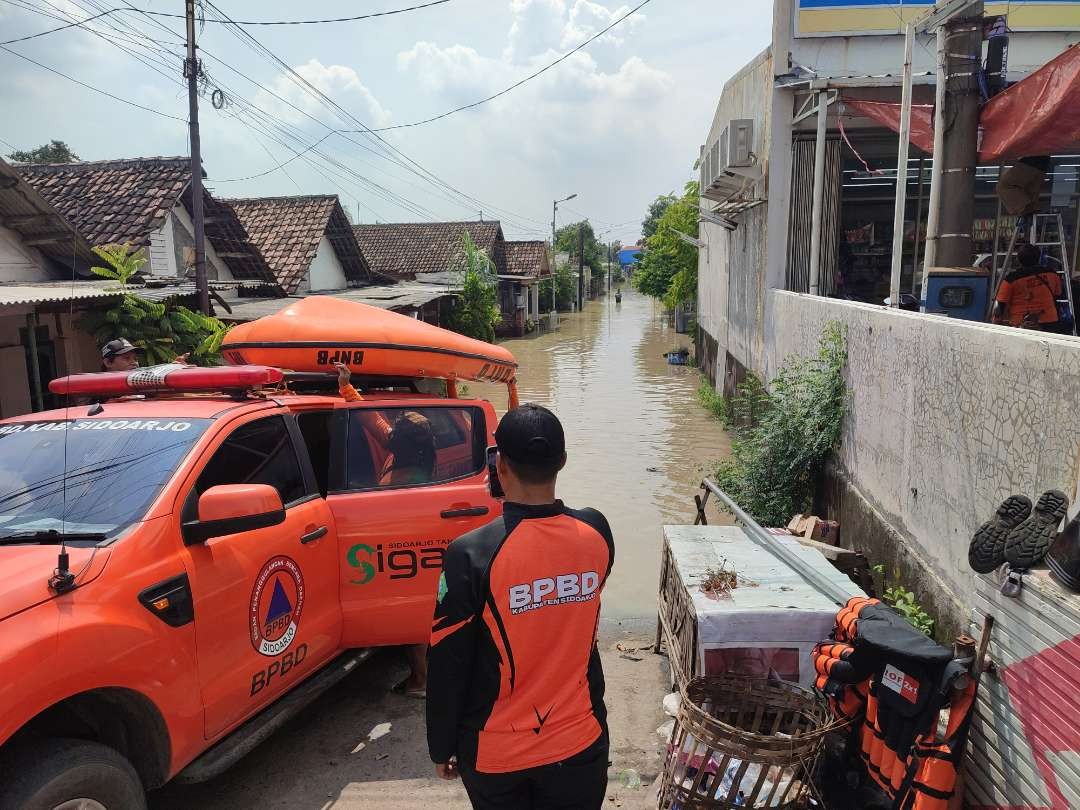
left=923, top=0, right=984, bottom=273
left=578, top=224, right=585, bottom=311
left=888, top=22, right=916, bottom=307
left=185, top=0, right=209, bottom=315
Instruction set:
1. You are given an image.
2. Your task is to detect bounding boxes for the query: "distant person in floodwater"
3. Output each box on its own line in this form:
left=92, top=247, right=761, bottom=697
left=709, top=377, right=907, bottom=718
left=992, top=243, right=1063, bottom=331
left=427, top=403, right=615, bottom=810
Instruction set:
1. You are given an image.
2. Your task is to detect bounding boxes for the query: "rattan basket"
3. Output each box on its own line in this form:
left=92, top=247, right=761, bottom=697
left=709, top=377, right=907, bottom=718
left=657, top=674, right=841, bottom=809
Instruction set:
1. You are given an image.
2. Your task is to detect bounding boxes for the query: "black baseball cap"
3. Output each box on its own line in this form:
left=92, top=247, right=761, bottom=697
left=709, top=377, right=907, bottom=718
left=101, top=338, right=143, bottom=359
left=494, top=403, right=565, bottom=465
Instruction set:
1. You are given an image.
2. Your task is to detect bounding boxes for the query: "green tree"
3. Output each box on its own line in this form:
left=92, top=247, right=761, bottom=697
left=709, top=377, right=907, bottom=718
left=447, top=231, right=500, bottom=343
left=554, top=221, right=604, bottom=276
left=79, top=243, right=229, bottom=363
left=8, top=139, right=79, bottom=164
left=642, top=192, right=676, bottom=239
left=633, top=181, right=699, bottom=304
left=538, top=262, right=576, bottom=311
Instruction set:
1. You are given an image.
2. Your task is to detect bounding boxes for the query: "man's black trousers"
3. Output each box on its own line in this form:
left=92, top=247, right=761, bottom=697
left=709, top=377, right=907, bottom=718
left=458, top=731, right=609, bottom=810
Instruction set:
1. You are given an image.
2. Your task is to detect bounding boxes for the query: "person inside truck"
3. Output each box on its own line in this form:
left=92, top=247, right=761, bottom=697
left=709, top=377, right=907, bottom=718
left=335, top=361, right=431, bottom=699
left=992, top=243, right=1063, bottom=331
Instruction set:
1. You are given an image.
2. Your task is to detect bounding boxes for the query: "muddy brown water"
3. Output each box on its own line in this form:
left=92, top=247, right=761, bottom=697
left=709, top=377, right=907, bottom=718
left=473, top=286, right=733, bottom=619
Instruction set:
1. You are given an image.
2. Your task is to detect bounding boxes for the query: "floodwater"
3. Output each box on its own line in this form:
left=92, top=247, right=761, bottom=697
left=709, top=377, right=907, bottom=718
left=474, top=286, right=733, bottom=619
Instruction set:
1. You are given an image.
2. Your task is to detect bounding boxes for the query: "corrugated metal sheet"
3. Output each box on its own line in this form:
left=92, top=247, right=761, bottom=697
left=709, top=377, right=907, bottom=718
left=219, top=284, right=460, bottom=322
left=786, top=138, right=841, bottom=294
left=0, top=281, right=124, bottom=307
left=967, top=569, right=1080, bottom=809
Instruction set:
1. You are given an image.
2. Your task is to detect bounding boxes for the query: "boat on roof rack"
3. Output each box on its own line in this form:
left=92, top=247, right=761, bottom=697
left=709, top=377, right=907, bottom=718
left=223, top=297, right=520, bottom=406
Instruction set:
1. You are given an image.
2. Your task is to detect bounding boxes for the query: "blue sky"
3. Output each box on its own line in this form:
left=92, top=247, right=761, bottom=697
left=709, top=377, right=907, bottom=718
left=0, top=0, right=774, bottom=243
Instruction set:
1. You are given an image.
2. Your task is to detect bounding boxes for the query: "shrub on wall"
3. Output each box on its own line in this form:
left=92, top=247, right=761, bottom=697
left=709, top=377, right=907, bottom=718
left=714, top=321, right=848, bottom=526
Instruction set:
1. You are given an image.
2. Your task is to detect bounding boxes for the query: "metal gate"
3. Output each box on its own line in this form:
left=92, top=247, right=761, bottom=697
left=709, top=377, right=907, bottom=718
left=787, top=138, right=841, bottom=295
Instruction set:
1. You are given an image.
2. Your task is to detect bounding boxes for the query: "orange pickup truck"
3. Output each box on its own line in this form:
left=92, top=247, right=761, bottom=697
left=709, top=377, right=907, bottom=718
left=0, top=302, right=518, bottom=810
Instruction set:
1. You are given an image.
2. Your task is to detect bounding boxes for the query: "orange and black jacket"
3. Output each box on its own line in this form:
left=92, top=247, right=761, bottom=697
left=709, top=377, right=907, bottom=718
left=426, top=501, right=615, bottom=773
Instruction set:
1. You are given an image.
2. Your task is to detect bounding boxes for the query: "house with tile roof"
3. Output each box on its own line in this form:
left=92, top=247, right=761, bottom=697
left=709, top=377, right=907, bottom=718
left=501, top=240, right=552, bottom=335
left=353, top=220, right=548, bottom=336
left=17, top=157, right=277, bottom=288
left=225, top=195, right=373, bottom=295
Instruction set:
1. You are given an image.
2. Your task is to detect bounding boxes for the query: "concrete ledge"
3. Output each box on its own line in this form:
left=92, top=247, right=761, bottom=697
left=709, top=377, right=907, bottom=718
left=819, top=460, right=967, bottom=642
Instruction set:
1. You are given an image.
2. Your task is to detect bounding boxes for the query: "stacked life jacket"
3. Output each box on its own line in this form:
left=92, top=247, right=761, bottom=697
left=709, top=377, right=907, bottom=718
left=813, top=597, right=978, bottom=810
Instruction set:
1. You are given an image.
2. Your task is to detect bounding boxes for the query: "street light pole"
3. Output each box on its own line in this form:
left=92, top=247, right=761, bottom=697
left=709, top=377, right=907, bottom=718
left=551, top=193, right=577, bottom=318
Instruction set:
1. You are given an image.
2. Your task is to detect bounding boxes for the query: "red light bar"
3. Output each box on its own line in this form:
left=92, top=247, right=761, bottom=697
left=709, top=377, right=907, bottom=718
left=49, top=365, right=285, bottom=397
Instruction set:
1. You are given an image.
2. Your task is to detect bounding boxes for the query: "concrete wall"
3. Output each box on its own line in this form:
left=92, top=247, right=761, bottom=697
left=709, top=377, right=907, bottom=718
left=161, top=205, right=235, bottom=282
left=0, top=308, right=100, bottom=418
left=0, top=226, right=53, bottom=283
left=697, top=48, right=777, bottom=384
left=765, top=291, right=1080, bottom=630
left=305, top=235, right=348, bottom=292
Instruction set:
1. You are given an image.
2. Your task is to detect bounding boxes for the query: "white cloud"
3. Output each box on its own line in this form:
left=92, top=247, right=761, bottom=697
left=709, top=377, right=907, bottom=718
left=254, top=58, right=392, bottom=129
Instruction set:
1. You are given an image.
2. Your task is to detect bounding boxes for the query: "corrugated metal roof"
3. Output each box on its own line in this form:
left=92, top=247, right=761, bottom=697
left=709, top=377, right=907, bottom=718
left=219, top=283, right=460, bottom=322
left=967, top=569, right=1080, bottom=809
left=0, top=280, right=258, bottom=308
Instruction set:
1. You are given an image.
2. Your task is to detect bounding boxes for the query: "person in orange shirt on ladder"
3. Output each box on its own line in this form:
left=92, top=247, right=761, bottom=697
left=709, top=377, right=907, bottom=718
left=992, top=243, right=1064, bottom=332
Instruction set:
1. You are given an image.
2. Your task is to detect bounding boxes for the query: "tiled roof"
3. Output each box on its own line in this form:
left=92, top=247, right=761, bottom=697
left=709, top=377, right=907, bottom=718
left=225, top=195, right=371, bottom=295
left=353, top=221, right=504, bottom=278
left=0, top=158, right=97, bottom=266
left=503, top=240, right=551, bottom=278
left=182, top=189, right=277, bottom=285
left=18, top=157, right=191, bottom=248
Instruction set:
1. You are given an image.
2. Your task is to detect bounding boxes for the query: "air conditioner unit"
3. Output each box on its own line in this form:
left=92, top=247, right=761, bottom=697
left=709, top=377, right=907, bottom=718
left=700, top=118, right=761, bottom=203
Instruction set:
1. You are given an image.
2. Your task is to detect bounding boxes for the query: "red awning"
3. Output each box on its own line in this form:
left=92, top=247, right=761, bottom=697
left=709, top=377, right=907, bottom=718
left=841, top=44, right=1080, bottom=162
left=843, top=100, right=935, bottom=155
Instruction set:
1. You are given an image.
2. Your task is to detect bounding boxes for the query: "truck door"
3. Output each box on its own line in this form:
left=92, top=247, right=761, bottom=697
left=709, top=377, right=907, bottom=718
left=181, top=413, right=343, bottom=739
left=330, top=401, right=498, bottom=648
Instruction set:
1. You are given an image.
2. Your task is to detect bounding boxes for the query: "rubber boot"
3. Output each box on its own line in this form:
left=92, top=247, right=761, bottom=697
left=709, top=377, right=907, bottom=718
left=1048, top=511, right=1080, bottom=592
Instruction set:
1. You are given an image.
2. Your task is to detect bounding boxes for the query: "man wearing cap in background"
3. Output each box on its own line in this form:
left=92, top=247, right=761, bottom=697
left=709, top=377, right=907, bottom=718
left=426, top=403, right=615, bottom=810
left=100, top=338, right=188, bottom=372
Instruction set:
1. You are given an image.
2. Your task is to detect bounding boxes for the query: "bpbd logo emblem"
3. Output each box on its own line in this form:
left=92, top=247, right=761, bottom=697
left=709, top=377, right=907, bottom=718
left=250, top=556, right=305, bottom=657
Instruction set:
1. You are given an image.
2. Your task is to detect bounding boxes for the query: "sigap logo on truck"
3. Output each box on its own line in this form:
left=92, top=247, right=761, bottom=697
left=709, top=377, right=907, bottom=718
left=250, top=556, right=305, bottom=657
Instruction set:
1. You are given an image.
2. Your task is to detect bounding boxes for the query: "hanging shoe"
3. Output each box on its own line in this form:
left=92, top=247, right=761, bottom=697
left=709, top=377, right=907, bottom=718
left=1004, top=490, right=1069, bottom=571
left=1047, top=511, right=1080, bottom=592
left=969, top=495, right=1032, bottom=573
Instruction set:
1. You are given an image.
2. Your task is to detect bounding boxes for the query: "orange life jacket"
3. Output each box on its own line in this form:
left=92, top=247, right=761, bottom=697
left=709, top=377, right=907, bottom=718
left=813, top=597, right=976, bottom=810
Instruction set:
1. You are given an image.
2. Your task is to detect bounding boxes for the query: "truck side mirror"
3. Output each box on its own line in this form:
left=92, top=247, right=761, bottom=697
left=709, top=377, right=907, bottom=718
left=182, top=484, right=285, bottom=545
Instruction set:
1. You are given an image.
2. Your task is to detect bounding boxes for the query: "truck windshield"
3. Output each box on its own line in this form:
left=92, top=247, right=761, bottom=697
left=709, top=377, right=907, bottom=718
left=0, top=418, right=210, bottom=542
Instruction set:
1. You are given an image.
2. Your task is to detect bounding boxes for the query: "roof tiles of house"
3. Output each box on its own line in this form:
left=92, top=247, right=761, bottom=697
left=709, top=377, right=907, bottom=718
left=503, top=240, right=551, bottom=278
left=16, top=157, right=277, bottom=285
left=352, top=221, right=504, bottom=278
left=18, top=157, right=190, bottom=249
left=224, top=195, right=371, bottom=295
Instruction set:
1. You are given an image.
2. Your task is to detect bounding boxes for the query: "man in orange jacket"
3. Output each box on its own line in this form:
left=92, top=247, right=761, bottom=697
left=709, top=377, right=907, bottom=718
left=426, top=404, right=615, bottom=809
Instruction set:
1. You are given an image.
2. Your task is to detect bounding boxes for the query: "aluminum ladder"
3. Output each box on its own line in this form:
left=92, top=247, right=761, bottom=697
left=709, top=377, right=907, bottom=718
left=989, top=212, right=1076, bottom=334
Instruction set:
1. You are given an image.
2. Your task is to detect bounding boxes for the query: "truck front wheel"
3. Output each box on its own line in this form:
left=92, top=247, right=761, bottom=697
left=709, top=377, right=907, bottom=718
left=0, top=738, right=146, bottom=810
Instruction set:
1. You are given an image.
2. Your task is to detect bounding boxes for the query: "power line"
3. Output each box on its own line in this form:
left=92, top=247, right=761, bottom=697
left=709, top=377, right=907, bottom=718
left=365, top=0, right=653, bottom=132
left=0, top=44, right=186, bottom=120
left=138, top=0, right=452, bottom=26
left=0, top=6, right=114, bottom=44
left=213, top=132, right=334, bottom=182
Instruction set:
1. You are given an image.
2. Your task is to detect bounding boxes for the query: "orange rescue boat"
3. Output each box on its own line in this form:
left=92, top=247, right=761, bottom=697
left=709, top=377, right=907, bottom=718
left=221, top=296, right=519, bottom=405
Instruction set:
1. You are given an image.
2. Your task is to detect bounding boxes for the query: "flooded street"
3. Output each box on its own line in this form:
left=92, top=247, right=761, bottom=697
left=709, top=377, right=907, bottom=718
left=475, top=285, right=732, bottom=619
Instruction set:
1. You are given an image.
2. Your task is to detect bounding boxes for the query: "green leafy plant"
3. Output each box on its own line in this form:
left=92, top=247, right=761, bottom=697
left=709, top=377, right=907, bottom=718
left=872, top=565, right=935, bottom=636
left=539, top=262, right=576, bottom=311
left=447, top=231, right=500, bottom=343
left=697, top=378, right=730, bottom=425
left=713, top=322, right=848, bottom=527
left=81, top=243, right=230, bottom=364
left=90, top=242, right=145, bottom=286
left=634, top=180, right=699, bottom=304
